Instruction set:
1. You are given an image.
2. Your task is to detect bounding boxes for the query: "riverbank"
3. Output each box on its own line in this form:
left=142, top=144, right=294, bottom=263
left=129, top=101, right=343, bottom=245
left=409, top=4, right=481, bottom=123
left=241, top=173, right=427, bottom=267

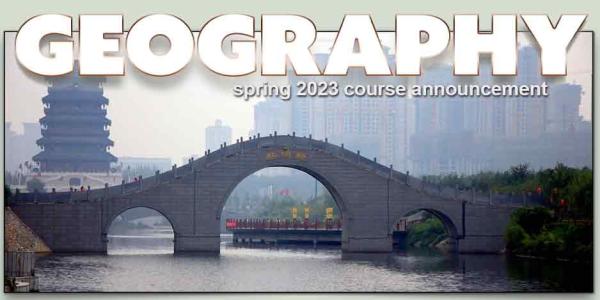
left=505, top=207, right=592, bottom=263
left=4, top=207, right=51, bottom=292
left=4, top=207, right=51, bottom=253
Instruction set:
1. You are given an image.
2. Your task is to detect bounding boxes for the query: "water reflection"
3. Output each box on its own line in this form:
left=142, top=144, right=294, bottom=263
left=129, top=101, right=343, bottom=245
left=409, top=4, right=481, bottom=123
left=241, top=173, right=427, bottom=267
left=107, top=234, right=174, bottom=255
left=34, top=241, right=592, bottom=292
left=106, top=206, right=175, bottom=255
left=505, top=255, right=593, bottom=292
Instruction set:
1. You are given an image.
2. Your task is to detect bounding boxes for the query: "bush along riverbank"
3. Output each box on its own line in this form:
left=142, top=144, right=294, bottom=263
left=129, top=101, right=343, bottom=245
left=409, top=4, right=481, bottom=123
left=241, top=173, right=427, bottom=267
left=505, top=206, right=592, bottom=262
left=422, top=164, right=592, bottom=260
left=406, top=215, right=451, bottom=250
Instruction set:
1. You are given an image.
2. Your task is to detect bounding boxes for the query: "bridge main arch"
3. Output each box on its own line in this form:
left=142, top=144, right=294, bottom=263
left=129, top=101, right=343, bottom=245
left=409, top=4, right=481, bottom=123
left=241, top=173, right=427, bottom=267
left=216, top=163, right=348, bottom=220
left=184, top=137, right=395, bottom=253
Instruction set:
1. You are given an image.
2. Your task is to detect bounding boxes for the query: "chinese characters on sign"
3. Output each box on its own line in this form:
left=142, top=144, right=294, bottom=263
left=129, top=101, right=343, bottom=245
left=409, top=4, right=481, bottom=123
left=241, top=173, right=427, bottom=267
left=265, top=149, right=308, bottom=161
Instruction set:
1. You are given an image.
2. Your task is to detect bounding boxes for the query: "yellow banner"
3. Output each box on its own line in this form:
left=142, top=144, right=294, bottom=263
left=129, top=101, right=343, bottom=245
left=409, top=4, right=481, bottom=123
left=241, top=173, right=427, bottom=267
left=304, top=207, right=310, bottom=219
left=292, top=207, right=298, bottom=219
left=326, top=207, right=333, bottom=219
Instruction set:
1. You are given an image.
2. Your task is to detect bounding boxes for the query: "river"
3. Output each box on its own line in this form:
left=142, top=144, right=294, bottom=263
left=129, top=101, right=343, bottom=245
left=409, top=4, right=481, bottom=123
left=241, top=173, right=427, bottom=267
left=33, top=235, right=592, bottom=292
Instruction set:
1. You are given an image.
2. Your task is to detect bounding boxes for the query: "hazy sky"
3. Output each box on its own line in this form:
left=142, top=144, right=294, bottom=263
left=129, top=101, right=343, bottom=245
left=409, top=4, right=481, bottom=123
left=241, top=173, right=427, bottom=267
left=5, top=32, right=592, bottom=163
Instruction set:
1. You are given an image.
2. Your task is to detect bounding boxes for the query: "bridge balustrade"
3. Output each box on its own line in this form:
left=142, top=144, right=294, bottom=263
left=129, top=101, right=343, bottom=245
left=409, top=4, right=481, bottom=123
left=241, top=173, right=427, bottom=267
left=6, top=135, right=538, bottom=209
left=225, top=218, right=342, bottom=231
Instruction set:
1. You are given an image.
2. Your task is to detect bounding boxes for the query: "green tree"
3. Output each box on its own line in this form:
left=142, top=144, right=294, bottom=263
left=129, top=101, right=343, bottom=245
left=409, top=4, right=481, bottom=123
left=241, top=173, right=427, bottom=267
left=504, top=207, right=591, bottom=261
left=563, top=168, right=592, bottom=219
left=406, top=215, right=447, bottom=247
left=509, top=163, right=531, bottom=184
left=510, top=206, right=552, bottom=235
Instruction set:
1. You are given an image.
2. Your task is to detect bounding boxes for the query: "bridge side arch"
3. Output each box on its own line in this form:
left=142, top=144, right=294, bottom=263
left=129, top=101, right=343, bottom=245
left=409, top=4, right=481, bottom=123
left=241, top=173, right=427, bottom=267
left=391, top=207, right=461, bottom=239
left=103, top=205, right=179, bottom=237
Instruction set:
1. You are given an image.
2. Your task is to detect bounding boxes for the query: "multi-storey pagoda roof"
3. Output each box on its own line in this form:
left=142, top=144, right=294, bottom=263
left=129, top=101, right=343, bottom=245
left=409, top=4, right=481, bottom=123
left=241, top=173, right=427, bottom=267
left=33, top=63, right=117, bottom=173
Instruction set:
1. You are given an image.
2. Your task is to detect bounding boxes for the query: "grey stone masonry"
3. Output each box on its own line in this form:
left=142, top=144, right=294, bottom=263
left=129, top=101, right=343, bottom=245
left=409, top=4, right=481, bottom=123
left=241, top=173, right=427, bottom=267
left=9, top=135, right=521, bottom=254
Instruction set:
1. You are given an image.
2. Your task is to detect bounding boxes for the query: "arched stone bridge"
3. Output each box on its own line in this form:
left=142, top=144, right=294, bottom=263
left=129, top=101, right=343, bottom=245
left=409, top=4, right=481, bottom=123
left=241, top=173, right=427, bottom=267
left=9, top=135, right=521, bottom=254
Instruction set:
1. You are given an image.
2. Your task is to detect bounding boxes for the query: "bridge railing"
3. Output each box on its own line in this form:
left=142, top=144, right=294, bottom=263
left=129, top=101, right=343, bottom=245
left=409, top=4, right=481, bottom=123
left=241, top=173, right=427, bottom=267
left=7, top=134, right=540, bottom=208
left=225, top=218, right=342, bottom=231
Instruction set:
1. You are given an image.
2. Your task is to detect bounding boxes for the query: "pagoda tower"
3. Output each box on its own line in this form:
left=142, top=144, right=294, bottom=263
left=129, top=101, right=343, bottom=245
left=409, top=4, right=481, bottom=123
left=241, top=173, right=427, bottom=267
left=33, top=63, right=117, bottom=173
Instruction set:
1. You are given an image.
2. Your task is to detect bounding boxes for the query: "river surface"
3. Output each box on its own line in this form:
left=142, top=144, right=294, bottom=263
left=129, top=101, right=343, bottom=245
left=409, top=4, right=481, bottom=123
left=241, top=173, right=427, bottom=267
left=33, top=234, right=592, bottom=292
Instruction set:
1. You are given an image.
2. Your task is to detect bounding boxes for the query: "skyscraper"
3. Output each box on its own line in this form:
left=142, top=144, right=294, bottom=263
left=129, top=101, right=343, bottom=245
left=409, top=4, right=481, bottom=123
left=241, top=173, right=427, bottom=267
left=408, top=46, right=591, bottom=175
left=205, top=120, right=232, bottom=152
left=545, top=83, right=583, bottom=133
left=253, top=98, right=292, bottom=136
left=505, top=46, right=546, bottom=138
left=284, top=52, right=413, bottom=170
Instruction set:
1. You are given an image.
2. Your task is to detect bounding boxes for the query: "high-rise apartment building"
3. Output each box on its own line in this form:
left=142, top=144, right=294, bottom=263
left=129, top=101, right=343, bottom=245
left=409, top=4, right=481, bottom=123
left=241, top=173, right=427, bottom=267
left=205, top=119, right=232, bottom=152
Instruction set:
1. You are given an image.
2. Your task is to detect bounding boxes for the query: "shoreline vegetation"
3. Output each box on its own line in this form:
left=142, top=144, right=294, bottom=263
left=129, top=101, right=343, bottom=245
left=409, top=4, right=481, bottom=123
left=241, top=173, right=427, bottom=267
left=405, top=215, right=450, bottom=250
left=505, top=207, right=592, bottom=262
left=422, top=163, right=592, bottom=261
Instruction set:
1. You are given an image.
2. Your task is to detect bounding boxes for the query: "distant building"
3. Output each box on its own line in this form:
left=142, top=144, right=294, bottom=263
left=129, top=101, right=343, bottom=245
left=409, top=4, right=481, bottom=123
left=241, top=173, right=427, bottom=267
left=118, top=156, right=172, bottom=183
left=248, top=46, right=591, bottom=177
left=545, top=83, right=583, bottom=133
left=205, top=120, right=232, bottom=152
left=118, top=157, right=172, bottom=172
left=501, top=46, right=546, bottom=139
left=408, top=46, right=592, bottom=175
left=284, top=51, right=414, bottom=171
left=253, top=98, right=292, bottom=136
left=19, top=63, right=121, bottom=191
left=33, top=64, right=117, bottom=172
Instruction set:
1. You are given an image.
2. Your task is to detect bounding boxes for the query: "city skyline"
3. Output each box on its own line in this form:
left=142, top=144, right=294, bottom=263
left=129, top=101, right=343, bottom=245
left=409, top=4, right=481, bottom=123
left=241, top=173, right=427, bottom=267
left=4, top=23, right=594, bottom=294
left=4, top=32, right=592, bottom=166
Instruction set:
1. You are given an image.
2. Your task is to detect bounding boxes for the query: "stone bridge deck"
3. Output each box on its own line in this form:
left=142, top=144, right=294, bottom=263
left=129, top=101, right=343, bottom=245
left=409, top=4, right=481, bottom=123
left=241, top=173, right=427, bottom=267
left=9, top=134, right=528, bottom=254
